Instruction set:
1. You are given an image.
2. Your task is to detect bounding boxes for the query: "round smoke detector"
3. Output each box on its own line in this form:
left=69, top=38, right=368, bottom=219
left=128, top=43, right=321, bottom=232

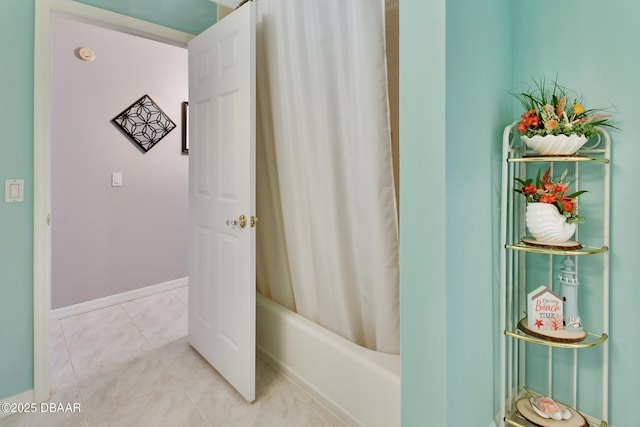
left=75, top=47, right=95, bottom=62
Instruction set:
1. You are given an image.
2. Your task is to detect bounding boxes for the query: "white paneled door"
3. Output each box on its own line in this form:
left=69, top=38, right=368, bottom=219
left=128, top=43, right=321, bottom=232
left=187, top=2, right=256, bottom=402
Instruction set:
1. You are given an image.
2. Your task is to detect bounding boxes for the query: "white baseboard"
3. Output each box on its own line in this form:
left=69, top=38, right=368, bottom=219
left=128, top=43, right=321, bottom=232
left=0, top=389, right=34, bottom=420
left=51, top=277, right=188, bottom=320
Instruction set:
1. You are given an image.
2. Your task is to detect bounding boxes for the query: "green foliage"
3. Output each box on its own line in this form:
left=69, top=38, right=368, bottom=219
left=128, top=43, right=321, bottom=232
left=514, top=167, right=587, bottom=224
left=513, top=77, right=617, bottom=138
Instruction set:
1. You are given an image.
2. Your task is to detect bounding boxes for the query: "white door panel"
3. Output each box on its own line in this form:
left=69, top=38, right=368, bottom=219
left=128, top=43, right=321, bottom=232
left=188, top=1, right=256, bottom=403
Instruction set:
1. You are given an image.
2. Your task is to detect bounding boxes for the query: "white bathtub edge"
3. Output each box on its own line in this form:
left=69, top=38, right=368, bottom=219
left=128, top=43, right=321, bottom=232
left=256, top=293, right=401, bottom=427
left=256, top=344, right=362, bottom=426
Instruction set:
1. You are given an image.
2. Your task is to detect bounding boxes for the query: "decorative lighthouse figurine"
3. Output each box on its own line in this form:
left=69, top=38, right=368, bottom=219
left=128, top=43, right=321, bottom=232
left=558, top=256, right=583, bottom=332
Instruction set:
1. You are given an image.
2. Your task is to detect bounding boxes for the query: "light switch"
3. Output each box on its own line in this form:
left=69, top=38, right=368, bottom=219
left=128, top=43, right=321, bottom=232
left=5, top=179, right=24, bottom=203
left=111, top=172, right=123, bottom=187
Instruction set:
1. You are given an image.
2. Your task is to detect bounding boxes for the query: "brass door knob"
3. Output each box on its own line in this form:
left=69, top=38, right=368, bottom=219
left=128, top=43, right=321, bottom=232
left=226, top=215, right=247, bottom=228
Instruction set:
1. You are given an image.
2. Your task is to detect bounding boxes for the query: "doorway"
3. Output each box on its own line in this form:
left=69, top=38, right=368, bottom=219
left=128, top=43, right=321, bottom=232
left=50, top=15, right=189, bottom=311
left=34, top=0, right=193, bottom=401
left=35, top=0, right=400, bottom=404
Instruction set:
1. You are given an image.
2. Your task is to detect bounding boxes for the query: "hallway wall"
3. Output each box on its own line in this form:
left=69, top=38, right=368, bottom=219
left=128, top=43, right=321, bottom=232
left=51, top=15, right=188, bottom=308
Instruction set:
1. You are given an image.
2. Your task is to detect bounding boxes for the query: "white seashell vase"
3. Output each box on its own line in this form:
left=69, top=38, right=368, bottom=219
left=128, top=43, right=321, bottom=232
left=521, top=134, right=588, bottom=155
left=525, top=202, right=576, bottom=243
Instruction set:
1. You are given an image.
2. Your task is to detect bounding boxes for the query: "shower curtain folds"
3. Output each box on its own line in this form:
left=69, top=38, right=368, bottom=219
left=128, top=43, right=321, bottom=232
left=255, top=0, right=399, bottom=354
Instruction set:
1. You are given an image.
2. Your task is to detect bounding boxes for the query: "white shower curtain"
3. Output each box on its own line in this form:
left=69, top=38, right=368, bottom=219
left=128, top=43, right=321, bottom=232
left=255, top=0, right=399, bottom=354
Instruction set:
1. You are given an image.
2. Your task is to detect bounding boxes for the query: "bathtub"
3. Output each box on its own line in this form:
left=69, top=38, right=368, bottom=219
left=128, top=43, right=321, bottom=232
left=256, top=293, right=401, bottom=427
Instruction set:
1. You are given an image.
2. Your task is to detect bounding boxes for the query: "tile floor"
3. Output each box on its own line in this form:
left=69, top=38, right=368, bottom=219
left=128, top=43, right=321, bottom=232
left=0, top=287, right=347, bottom=427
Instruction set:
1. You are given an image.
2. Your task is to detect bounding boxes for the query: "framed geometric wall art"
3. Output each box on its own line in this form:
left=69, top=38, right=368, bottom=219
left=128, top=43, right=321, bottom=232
left=111, top=94, right=176, bottom=153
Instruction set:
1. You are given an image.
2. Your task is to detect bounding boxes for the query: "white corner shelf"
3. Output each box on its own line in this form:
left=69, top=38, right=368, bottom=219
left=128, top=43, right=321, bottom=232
left=498, top=123, right=610, bottom=427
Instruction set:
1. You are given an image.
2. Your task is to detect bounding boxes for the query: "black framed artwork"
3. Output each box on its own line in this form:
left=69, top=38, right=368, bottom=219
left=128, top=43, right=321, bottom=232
left=111, top=94, right=176, bottom=153
left=181, top=101, right=189, bottom=155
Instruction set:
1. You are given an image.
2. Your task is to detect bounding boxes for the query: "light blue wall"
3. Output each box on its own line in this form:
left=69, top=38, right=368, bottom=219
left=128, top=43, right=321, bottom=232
left=444, top=0, right=511, bottom=425
left=0, top=1, right=35, bottom=400
left=512, top=1, right=640, bottom=426
left=402, top=0, right=639, bottom=425
left=399, top=0, right=448, bottom=424
left=400, top=0, right=512, bottom=425
left=73, top=0, right=217, bottom=34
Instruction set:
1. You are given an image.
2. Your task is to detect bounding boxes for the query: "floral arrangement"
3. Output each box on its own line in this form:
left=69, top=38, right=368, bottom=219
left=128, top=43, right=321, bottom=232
left=515, top=167, right=587, bottom=224
left=514, top=77, right=614, bottom=138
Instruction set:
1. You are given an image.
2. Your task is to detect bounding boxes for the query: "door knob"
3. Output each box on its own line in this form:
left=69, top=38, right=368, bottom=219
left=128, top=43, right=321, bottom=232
left=226, top=215, right=247, bottom=228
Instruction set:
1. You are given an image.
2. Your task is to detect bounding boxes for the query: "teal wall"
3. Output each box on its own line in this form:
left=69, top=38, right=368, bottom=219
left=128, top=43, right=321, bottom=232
left=444, top=0, right=511, bottom=425
left=512, top=2, right=640, bottom=426
left=402, top=0, right=639, bottom=425
left=73, top=0, right=217, bottom=34
left=400, top=0, right=512, bottom=425
left=0, top=1, right=35, bottom=400
left=399, top=0, right=448, bottom=424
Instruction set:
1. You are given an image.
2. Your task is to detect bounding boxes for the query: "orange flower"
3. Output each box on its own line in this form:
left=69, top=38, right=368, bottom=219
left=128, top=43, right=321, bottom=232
left=544, top=119, right=558, bottom=131
left=562, top=199, right=574, bottom=212
left=539, top=193, right=557, bottom=203
left=555, top=183, right=568, bottom=194
left=515, top=166, right=587, bottom=224
left=517, top=121, right=527, bottom=133
left=517, top=109, right=541, bottom=134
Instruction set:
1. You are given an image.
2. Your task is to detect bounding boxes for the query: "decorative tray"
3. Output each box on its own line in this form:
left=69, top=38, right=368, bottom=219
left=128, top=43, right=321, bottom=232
left=515, top=398, right=588, bottom=427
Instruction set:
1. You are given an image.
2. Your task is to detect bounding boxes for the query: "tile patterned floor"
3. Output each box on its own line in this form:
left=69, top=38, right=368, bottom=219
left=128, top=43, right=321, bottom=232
left=0, top=287, right=347, bottom=427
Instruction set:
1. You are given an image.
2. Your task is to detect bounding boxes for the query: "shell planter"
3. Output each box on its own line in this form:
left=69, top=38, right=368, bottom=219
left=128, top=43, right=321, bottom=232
left=515, top=167, right=586, bottom=247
